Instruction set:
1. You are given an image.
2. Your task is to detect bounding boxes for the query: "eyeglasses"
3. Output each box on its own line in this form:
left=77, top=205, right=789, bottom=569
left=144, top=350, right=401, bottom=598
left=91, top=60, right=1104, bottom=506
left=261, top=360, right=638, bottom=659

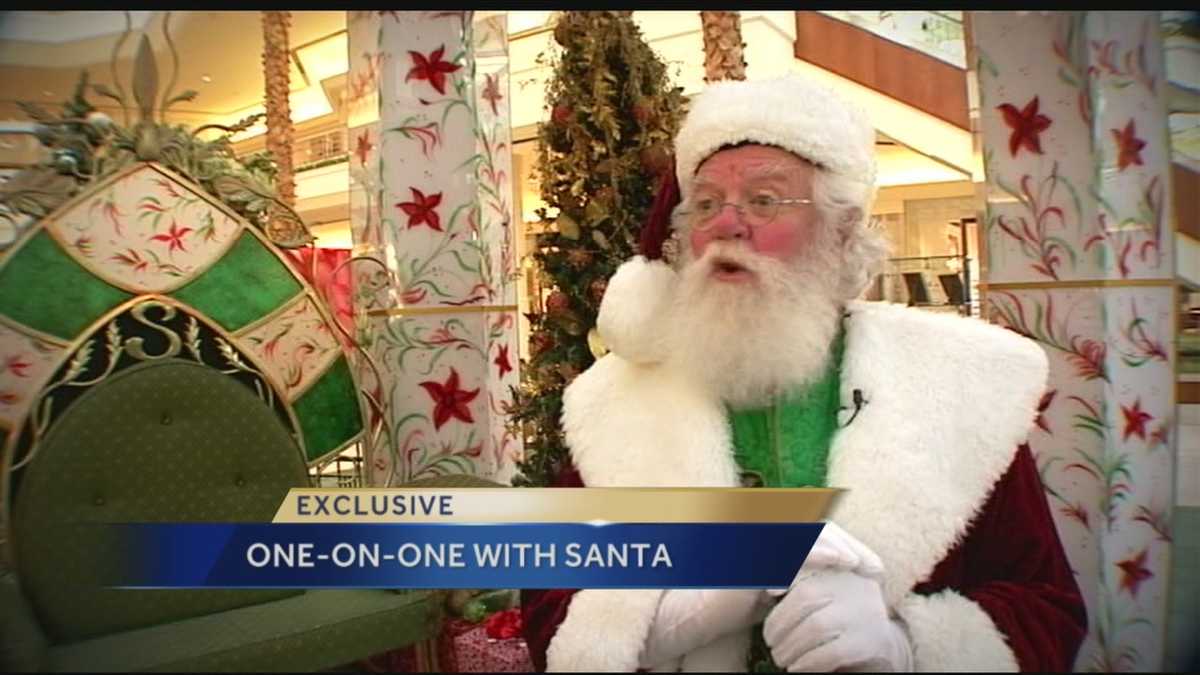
left=678, top=194, right=815, bottom=231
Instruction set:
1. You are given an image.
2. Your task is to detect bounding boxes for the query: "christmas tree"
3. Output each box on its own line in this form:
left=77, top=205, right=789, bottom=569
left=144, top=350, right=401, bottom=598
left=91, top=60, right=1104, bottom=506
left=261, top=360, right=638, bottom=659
left=510, top=11, right=684, bottom=487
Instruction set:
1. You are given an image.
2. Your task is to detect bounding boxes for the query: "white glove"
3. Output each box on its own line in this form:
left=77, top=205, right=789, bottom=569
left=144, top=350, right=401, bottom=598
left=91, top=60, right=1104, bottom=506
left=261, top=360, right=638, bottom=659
left=790, top=521, right=884, bottom=581
left=638, top=589, right=772, bottom=669
left=763, top=569, right=913, bottom=672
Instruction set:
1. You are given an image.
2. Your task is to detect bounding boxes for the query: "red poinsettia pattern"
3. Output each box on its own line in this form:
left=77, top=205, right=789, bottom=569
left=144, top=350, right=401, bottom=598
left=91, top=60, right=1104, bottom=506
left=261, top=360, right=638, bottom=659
left=406, top=46, right=461, bottom=95
left=149, top=221, right=193, bottom=256
left=1111, top=119, right=1146, bottom=171
left=354, top=131, right=373, bottom=167
left=977, top=14, right=1175, bottom=672
left=1119, top=398, right=1153, bottom=442
left=1115, top=548, right=1153, bottom=598
left=419, top=367, right=480, bottom=430
left=493, top=343, right=512, bottom=378
left=998, top=96, right=1053, bottom=157
left=481, top=72, right=503, bottom=116
left=397, top=188, right=444, bottom=231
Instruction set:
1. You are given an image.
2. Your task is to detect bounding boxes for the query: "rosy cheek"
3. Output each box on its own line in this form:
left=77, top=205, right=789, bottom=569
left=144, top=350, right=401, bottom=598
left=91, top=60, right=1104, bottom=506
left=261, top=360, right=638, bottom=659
left=751, top=221, right=807, bottom=261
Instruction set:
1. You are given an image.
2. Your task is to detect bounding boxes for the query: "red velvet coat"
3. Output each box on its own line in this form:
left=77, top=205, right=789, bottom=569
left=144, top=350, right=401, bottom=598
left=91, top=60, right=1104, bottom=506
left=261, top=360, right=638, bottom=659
left=523, top=444, right=1086, bottom=671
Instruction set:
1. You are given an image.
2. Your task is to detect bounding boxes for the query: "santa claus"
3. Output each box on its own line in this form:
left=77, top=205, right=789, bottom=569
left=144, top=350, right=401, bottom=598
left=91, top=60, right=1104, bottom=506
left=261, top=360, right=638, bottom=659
left=521, top=74, right=1086, bottom=672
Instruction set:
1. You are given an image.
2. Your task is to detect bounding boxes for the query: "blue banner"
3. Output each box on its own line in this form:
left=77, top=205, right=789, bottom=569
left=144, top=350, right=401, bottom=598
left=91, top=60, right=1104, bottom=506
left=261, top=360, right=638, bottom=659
left=108, top=523, right=823, bottom=589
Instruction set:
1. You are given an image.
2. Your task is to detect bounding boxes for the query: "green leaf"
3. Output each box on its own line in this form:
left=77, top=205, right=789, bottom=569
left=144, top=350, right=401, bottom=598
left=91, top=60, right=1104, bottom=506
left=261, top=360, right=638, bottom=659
left=556, top=213, right=580, bottom=240
left=592, top=229, right=610, bottom=250
left=584, top=199, right=608, bottom=225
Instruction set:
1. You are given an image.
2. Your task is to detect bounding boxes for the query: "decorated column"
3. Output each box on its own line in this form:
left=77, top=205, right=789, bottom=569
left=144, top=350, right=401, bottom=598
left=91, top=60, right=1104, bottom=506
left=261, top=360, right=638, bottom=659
left=345, top=11, right=521, bottom=486
left=970, top=12, right=1177, bottom=671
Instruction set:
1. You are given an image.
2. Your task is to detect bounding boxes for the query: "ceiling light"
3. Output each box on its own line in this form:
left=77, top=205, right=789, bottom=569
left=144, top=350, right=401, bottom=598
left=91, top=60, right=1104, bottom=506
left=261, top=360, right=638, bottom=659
left=42, top=90, right=54, bottom=97
left=201, top=74, right=213, bottom=83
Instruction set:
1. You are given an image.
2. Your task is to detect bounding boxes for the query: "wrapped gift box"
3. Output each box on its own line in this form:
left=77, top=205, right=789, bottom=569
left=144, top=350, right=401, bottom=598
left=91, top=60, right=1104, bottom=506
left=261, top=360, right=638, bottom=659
left=438, top=610, right=533, bottom=673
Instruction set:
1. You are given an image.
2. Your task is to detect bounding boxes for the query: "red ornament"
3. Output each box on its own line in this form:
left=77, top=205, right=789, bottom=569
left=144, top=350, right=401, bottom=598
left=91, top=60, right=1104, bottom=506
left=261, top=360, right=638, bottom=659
left=551, top=104, right=572, bottom=125
left=639, top=143, right=672, bottom=177
left=632, top=99, right=655, bottom=125
left=545, top=290, right=570, bottom=315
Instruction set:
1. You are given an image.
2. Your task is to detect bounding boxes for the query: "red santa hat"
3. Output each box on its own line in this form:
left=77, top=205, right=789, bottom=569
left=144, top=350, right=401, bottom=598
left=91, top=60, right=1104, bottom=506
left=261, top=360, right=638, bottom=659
left=638, top=74, right=877, bottom=260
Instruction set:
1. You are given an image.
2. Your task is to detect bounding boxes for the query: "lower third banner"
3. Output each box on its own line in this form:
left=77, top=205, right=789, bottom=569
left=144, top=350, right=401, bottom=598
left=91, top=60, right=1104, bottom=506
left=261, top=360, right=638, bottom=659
left=106, top=523, right=824, bottom=589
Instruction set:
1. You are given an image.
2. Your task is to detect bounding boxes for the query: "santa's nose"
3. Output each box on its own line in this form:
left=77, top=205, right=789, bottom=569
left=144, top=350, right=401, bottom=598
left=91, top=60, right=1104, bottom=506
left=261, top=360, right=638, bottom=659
left=707, top=204, right=751, bottom=241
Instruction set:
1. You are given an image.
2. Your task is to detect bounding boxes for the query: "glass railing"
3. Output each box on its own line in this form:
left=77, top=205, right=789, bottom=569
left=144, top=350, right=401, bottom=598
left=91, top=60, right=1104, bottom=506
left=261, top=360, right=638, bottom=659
left=817, top=11, right=966, bottom=68
left=867, top=254, right=978, bottom=316
left=1163, top=11, right=1199, bottom=172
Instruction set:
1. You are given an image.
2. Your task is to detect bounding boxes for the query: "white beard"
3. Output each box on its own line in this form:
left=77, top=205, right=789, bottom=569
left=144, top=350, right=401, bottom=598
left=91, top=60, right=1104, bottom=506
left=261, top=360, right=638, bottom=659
left=662, top=241, right=844, bottom=408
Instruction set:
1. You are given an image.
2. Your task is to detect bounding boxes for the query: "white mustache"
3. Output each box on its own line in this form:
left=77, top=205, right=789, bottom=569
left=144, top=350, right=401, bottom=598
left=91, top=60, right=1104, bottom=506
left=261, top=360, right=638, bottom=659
left=692, top=243, right=771, bottom=276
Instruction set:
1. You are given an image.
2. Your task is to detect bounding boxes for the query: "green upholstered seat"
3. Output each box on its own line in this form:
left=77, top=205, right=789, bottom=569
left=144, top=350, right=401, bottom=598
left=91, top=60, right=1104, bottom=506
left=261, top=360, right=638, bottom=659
left=5, top=358, right=442, bottom=671
left=45, top=589, right=438, bottom=673
left=14, top=360, right=307, bottom=642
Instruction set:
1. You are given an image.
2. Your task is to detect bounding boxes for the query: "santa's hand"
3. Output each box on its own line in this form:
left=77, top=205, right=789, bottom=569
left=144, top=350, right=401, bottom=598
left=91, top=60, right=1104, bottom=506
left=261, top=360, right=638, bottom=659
left=794, top=521, right=884, bottom=580
left=638, top=589, right=771, bottom=669
left=765, top=521, right=884, bottom=601
left=763, top=569, right=913, bottom=672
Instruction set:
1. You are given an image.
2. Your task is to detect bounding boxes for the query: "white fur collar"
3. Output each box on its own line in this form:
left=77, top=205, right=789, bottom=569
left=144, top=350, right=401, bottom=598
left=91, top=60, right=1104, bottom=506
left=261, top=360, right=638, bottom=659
left=829, top=301, right=1047, bottom=605
left=549, top=287, right=1046, bottom=671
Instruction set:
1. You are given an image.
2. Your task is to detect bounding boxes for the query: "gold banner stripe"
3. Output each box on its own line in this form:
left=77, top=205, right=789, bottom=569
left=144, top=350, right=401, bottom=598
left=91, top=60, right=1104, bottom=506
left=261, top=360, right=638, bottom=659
left=366, top=304, right=519, bottom=317
left=979, top=279, right=1177, bottom=291
left=273, top=488, right=840, bottom=524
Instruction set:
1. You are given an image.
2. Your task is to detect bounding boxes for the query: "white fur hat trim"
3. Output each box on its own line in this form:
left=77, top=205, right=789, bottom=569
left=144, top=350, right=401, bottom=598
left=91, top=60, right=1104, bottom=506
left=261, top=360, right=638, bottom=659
left=674, top=74, right=877, bottom=199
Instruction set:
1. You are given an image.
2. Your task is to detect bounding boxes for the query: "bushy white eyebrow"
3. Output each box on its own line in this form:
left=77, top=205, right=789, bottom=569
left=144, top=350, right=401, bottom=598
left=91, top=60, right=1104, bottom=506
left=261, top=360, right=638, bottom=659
left=693, top=161, right=803, bottom=191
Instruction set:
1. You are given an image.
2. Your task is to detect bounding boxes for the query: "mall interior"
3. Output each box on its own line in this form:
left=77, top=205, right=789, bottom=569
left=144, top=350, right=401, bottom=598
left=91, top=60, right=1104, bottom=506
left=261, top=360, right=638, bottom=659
left=0, top=10, right=1197, bottom=672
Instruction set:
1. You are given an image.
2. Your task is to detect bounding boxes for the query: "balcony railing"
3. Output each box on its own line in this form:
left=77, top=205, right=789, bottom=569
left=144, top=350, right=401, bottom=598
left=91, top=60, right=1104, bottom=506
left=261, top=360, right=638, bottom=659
left=870, top=254, right=977, bottom=316
left=817, top=11, right=965, bottom=68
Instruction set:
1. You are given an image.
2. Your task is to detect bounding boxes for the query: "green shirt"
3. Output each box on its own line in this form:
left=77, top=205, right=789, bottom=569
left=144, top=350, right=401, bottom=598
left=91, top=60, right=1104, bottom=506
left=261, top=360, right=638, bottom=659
left=727, top=326, right=845, bottom=489
left=726, top=325, right=845, bottom=672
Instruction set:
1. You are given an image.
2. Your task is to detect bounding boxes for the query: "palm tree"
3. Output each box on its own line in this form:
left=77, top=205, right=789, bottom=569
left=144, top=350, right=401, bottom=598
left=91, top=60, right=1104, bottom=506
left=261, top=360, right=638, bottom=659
left=261, top=11, right=295, bottom=208
left=700, top=11, right=747, bottom=82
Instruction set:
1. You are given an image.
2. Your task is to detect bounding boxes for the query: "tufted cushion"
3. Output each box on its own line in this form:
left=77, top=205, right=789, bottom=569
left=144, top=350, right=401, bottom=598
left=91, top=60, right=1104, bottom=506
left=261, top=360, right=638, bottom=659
left=12, top=359, right=310, bottom=643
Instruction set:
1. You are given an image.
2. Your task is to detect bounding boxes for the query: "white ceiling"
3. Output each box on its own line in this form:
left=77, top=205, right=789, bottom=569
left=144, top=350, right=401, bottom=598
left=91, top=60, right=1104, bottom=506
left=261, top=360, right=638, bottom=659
left=0, top=11, right=154, bottom=44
